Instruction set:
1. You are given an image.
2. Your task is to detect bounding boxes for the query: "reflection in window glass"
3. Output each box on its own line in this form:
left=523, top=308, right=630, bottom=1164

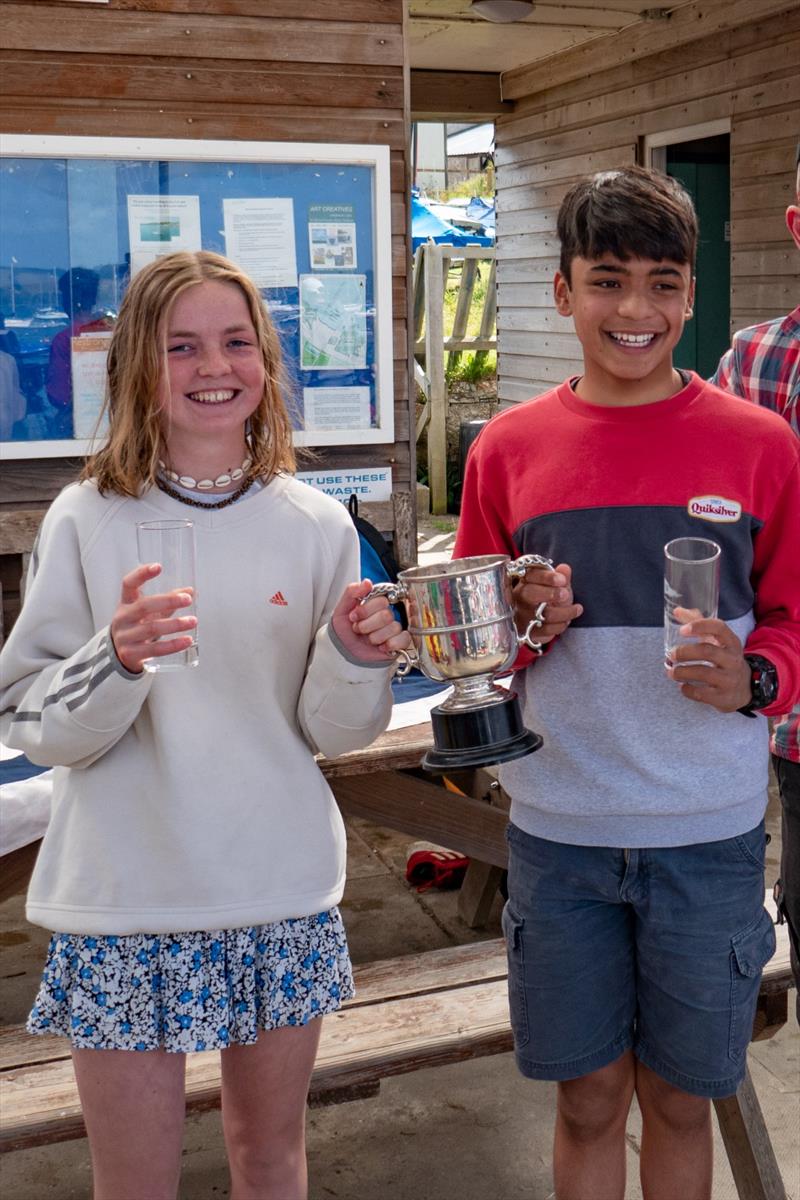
left=1, top=155, right=377, bottom=447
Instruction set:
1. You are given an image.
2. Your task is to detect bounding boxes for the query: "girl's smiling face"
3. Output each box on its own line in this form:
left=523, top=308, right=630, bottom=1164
left=159, top=279, right=265, bottom=462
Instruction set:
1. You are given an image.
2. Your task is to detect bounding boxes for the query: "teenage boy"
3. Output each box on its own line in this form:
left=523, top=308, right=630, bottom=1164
left=455, top=166, right=800, bottom=1200
left=712, top=144, right=800, bottom=1019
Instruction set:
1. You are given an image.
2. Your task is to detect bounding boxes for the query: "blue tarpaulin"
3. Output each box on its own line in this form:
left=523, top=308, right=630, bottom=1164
left=411, top=193, right=493, bottom=251
left=465, top=196, right=495, bottom=231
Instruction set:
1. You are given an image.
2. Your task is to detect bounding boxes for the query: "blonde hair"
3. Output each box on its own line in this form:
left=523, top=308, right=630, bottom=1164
left=83, top=250, right=297, bottom=495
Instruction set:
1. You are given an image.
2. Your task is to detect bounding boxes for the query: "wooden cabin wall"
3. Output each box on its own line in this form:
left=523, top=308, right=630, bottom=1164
left=0, top=0, right=410, bottom=492
left=494, top=7, right=800, bottom=406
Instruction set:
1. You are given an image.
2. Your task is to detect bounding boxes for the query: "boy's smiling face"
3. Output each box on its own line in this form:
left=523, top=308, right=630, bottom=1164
left=554, top=254, right=695, bottom=405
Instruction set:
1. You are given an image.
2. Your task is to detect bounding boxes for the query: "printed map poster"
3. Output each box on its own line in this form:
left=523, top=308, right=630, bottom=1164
left=71, top=333, right=112, bottom=440
left=303, top=386, right=371, bottom=431
left=300, top=275, right=367, bottom=370
left=223, top=198, right=297, bottom=289
left=308, top=204, right=357, bottom=270
left=127, top=195, right=201, bottom=276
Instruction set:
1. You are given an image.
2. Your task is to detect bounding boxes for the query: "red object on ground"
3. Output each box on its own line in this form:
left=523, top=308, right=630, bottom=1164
left=405, top=842, right=470, bottom=892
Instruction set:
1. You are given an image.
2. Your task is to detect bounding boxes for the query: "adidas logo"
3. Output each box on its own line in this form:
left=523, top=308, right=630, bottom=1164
left=269, top=591, right=288, bottom=607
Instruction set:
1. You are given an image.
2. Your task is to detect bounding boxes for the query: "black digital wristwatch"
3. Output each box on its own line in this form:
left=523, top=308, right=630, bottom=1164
left=737, top=654, right=779, bottom=717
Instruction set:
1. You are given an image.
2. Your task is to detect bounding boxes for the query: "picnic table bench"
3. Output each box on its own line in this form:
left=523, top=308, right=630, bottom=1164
left=0, top=713, right=795, bottom=1200
left=0, top=903, right=793, bottom=1200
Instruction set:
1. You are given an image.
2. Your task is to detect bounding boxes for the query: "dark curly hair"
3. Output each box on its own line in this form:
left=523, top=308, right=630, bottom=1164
left=557, top=165, right=698, bottom=284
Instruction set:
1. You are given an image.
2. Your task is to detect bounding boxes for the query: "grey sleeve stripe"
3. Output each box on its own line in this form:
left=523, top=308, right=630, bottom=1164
left=63, top=648, right=109, bottom=680
left=65, top=660, right=117, bottom=710
left=9, top=655, right=114, bottom=724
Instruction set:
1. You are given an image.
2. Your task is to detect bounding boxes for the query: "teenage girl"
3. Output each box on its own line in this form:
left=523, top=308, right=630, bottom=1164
left=0, top=250, right=410, bottom=1200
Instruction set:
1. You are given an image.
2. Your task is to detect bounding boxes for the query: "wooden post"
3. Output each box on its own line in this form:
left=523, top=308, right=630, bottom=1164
left=713, top=1068, right=787, bottom=1200
left=424, top=246, right=450, bottom=513
left=412, top=245, right=426, bottom=346
left=424, top=243, right=447, bottom=514
left=391, top=489, right=416, bottom=570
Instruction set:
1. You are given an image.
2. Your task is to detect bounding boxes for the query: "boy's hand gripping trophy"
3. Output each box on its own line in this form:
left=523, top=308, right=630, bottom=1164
left=366, top=553, right=553, bottom=772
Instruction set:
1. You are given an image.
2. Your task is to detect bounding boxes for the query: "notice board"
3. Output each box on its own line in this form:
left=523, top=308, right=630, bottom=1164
left=0, top=135, right=393, bottom=458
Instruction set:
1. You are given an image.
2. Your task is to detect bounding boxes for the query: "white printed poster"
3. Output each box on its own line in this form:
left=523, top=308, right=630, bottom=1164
left=127, top=195, right=202, bottom=275
left=71, top=333, right=112, bottom=440
left=302, top=386, right=371, bottom=431
left=300, top=275, right=367, bottom=370
left=223, top=198, right=297, bottom=289
left=308, top=204, right=357, bottom=270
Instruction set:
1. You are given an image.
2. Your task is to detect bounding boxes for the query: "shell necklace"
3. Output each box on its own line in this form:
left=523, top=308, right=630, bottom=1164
left=155, top=475, right=255, bottom=510
left=157, top=455, right=252, bottom=492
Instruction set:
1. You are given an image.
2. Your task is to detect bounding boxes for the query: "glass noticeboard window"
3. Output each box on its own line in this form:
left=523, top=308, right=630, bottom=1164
left=0, top=135, right=394, bottom=458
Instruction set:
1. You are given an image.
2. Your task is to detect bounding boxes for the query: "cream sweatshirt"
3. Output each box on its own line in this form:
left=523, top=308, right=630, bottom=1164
left=0, top=475, right=395, bottom=934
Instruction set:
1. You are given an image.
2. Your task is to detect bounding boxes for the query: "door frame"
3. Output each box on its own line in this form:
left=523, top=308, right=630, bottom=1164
left=643, top=118, right=731, bottom=171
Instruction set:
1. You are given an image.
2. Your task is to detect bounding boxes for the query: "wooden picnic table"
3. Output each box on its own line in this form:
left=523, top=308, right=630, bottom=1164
left=1, top=723, right=794, bottom=1196
left=321, top=720, right=509, bottom=926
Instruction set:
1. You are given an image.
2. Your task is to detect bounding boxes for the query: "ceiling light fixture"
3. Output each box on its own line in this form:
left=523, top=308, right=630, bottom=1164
left=469, top=0, right=535, bottom=22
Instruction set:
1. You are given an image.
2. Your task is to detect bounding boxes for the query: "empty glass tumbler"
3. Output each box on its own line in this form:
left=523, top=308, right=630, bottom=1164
left=664, top=536, right=721, bottom=668
left=135, top=519, right=198, bottom=672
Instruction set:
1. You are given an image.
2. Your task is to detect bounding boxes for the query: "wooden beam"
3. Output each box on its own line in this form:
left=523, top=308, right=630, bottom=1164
left=332, top=770, right=511, bottom=868
left=0, top=510, right=45, bottom=556
left=1, top=4, right=405, bottom=67
left=501, top=0, right=800, bottom=102
left=411, top=69, right=512, bottom=119
left=713, top=1069, right=788, bottom=1200
left=0, top=54, right=405, bottom=110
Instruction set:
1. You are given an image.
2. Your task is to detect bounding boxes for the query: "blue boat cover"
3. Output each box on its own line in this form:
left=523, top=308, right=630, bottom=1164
left=411, top=194, right=493, bottom=250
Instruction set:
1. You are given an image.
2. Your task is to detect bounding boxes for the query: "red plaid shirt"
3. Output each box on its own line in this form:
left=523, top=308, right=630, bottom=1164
left=713, top=305, right=800, bottom=761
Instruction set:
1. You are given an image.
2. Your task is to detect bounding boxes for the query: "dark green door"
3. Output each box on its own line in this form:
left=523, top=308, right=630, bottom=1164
left=667, top=159, right=730, bottom=378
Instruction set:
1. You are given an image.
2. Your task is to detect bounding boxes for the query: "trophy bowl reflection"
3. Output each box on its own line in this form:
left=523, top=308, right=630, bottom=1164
left=367, top=553, right=553, bottom=773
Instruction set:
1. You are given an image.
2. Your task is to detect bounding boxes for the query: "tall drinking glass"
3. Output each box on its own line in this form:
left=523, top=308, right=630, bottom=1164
left=136, top=519, right=198, bottom=672
left=664, top=537, right=721, bottom=668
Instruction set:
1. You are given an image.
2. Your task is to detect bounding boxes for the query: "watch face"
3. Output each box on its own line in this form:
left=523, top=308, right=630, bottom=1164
left=746, top=655, right=778, bottom=708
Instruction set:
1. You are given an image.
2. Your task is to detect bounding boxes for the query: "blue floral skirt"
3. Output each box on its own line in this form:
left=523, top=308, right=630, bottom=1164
left=27, top=908, right=354, bottom=1053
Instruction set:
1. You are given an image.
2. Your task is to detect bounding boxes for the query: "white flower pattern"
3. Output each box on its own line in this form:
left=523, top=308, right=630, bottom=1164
left=28, top=908, right=354, bottom=1053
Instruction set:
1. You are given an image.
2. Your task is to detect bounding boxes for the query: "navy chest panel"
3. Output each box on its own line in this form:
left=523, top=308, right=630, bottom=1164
left=516, top=505, right=760, bottom=628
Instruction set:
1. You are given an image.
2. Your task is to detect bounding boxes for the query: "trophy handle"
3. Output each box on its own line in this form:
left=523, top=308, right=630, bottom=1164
left=506, top=555, right=555, bottom=657
left=506, top=553, right=554, bottom=579
left=360, top=581, right=418, bottom=675
left=392, top=647, right=418, bottom=677
left=361, top=581, right=408, bottom=605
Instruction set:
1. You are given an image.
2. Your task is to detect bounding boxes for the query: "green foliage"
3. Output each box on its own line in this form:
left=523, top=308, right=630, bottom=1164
left=442, top=263, right=490, bottom=337
left=434, top=166, right=495, bottom=203
left=445, top=350, right=497, bottom=385
left=440, top=261, right=496, bottom=386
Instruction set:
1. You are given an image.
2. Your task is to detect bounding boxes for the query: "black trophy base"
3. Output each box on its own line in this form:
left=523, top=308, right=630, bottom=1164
left=422, top=691, right=543, bottom=774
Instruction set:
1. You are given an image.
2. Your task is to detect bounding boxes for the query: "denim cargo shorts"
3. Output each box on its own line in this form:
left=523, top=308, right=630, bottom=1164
left=503, top=821, right=776, bottom=1098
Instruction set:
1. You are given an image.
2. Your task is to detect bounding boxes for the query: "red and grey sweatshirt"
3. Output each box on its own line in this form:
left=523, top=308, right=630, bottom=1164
left=455, top=373, right=800, bottom=848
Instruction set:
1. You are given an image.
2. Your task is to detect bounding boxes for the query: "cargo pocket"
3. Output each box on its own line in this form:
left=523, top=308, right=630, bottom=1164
left=729, top=907, right=777, bottom=1061
left=501, top=902, right=530, bottom=1049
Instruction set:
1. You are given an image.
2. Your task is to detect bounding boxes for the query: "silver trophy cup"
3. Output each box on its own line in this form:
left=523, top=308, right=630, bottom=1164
left=368, top=553, right=552, bottom=772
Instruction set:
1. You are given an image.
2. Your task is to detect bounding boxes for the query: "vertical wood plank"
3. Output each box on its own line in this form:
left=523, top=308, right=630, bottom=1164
left=412, top=245, right=426, bottom=342
left=391, top=489, right=416, bottom=570
left=713, top=1069, right=787, bottom=1200
left=449, top=257, right=479, bottom=368
left=478, top=257, right=497, bottom=340
left=425, top=244, right=447, bottom=515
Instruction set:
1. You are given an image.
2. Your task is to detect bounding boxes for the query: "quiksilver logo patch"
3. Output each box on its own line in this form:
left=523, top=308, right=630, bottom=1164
left=687, top=495, right=742, bottom=522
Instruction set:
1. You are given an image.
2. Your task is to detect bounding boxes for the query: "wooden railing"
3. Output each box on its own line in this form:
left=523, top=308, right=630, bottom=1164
left=413, top=244, right=497, bottom=514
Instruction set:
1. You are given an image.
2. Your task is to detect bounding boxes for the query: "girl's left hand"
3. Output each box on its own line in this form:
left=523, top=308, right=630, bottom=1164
left=331, top=580, right=412, bottom=665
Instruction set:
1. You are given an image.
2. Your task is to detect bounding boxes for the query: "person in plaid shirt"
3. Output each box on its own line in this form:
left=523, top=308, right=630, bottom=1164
left=712, top=142, right=800, bottom=1016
